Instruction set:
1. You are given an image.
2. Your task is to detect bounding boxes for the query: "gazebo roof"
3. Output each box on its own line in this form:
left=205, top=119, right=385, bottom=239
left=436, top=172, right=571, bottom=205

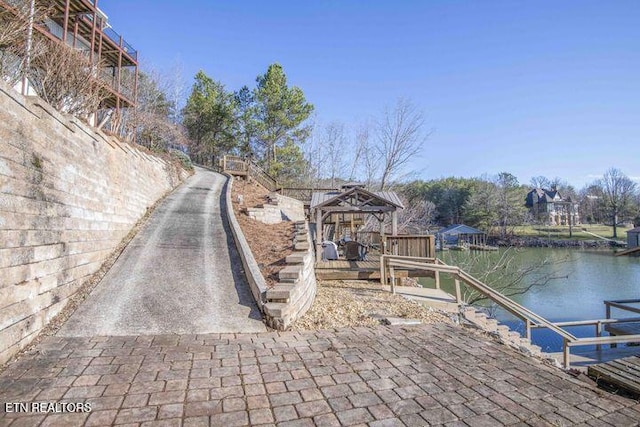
left=311, top=187, right=404, bottom=212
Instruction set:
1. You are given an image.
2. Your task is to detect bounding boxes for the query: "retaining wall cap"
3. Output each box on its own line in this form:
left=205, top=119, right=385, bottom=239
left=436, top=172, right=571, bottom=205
left=224, top=175, right=268, bottom=308
left=285, top=253, right=306, bottom=264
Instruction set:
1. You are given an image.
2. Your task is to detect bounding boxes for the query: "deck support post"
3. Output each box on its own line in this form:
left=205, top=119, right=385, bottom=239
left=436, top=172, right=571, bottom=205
left=435, top=271, right=441, bottom=290
left=596, top=321, right=602, bottom=351
left=525, top=319, right=531, bottom=340
left=454, top=279, right=461, bottom=303
left=390, top=265, right=396, bottom=294
left=563, top=340, right=570, bottom=369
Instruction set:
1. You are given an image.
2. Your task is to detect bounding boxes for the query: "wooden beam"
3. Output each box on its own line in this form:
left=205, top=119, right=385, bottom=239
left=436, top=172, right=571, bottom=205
left=320, top=206, right=396, bottom=213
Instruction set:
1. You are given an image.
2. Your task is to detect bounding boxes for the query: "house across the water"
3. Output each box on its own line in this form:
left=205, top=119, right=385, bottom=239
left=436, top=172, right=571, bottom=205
left=525, top=188, right=580, bottom=226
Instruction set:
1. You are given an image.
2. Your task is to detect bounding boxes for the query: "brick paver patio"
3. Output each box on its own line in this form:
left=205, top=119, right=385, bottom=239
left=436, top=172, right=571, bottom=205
left=1, top=323, right=639, bottom=426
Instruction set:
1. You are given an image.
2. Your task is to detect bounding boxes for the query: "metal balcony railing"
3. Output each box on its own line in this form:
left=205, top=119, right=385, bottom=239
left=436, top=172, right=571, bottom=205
left=103, top=27, right=137, bottom=60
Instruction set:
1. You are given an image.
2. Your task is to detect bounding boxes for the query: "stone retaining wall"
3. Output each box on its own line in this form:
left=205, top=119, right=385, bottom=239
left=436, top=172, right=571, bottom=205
left=223, top=176, right=269, bottom=308
left=223, top=177, right=316, bottom=329
left=264, top=221, right=317, bottom=330
left=0, top=82, right=189, bottom=364
left=246, top=192, right=305, bottom=224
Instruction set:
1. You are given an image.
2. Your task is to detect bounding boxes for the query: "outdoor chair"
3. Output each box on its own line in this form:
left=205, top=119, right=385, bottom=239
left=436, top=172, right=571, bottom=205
left=344, top=241, right=368, bottom=261
left=321, top=241, right=339, bottom=261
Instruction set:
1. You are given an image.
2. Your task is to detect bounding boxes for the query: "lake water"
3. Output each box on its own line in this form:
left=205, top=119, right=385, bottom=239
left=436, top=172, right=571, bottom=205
left=423, top=248, right=640, bottom=352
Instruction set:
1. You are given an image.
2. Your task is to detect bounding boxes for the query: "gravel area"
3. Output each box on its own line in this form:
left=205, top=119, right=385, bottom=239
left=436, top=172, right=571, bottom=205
left=293, top=279, right=453, bottom=330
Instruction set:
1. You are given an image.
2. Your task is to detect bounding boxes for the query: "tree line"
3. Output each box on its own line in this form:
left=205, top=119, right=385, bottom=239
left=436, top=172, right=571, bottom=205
left=400, top=169, right=639, bottom=238
left=147, top=64, right=639, bottom=237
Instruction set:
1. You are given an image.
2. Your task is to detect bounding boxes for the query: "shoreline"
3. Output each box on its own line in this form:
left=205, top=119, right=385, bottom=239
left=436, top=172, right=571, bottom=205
left=489, top=236, right=623, bottom=249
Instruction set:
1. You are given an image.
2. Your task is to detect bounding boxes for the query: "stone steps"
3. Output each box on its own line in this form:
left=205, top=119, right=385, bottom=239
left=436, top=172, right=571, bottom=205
left=263, top=220, right=317, bottom=330
left=462, top=307, right=545, bottom=359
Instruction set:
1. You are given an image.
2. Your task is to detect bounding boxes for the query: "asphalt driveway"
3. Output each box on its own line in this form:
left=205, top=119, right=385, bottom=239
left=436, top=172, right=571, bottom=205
left=58, top=167, right=266, bottom=336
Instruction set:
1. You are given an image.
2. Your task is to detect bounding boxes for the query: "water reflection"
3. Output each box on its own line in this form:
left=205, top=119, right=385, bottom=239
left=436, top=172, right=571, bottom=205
left=422, top=248, right=640, bottom=351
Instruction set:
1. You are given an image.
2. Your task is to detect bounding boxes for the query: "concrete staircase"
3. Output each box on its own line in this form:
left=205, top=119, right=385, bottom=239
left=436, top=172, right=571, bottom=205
left=461, top=307, right=543, bottom=358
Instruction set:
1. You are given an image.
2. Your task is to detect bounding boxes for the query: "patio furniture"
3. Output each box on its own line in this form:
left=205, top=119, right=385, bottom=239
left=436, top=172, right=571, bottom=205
left=321, top=241, right=339, bottom=261
left=344, top=241, right=368, bottom=261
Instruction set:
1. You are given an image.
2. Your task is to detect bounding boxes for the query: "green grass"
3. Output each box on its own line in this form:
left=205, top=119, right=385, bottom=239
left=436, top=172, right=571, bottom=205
left=511, top=224, right=631, bottom=241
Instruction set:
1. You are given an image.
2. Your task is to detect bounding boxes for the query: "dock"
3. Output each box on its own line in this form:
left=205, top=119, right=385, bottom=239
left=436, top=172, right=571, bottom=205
left=605, top=321, right=640, bottom=337
left=548, top=346, right=640, bottom=370
left=615, top=246, right=640, bottom=256
left=588, top=355, right=640, bottom=396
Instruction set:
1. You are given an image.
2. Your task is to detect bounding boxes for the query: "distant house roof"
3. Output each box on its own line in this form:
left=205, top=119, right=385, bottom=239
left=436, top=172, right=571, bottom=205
left=436, top=224, right=485, bottom=236
left=311, top=187, right=404, bottom=210
left=525, top=188, right=567, bottom=208
left=628, top=227, right=640, bottom=234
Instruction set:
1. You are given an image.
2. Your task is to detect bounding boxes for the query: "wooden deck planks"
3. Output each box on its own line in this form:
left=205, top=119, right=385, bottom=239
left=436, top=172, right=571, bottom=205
left=588, top=355, right=640, bottom=395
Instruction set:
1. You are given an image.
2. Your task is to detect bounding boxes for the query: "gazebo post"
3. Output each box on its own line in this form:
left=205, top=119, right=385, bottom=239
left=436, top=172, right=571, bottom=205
left=379, top=217, right=385, bottom=255
left=391, top=211, right=398, bottom=236
left=316, top=208, right=323, bottom=261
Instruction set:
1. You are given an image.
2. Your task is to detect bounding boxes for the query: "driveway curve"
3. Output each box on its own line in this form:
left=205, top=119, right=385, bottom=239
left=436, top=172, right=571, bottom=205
left=58, top=167, right=266, bottom=336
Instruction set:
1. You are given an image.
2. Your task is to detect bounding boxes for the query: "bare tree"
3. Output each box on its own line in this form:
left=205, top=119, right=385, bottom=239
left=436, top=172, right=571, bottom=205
left=0, top=0, right=50, bottom=85
left=27, top=38, right=108, bottom=117
left=597, top=168, right=637, bottom=238
left=350, top=122, right=380, bottom=187
left=529, top=176, right=550, bottom=189
left=318, top=121, right=349, bottom=188
left=395, top=197, right=436, bottom=233
left=124, top=68, right=188, bottom=151
left=444, top=248, right=571, bottom=311
left=375, top=98, right=429, bottom=190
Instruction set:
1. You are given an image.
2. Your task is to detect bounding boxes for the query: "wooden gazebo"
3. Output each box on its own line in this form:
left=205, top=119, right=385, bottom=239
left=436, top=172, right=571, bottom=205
left=310, top=184, right=403, bottom=261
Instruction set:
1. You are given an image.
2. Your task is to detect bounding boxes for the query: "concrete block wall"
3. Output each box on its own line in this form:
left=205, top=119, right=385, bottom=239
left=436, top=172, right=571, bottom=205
left=224, top=176, right=269, bottom=309
left=264, top=221, right=317, bottom=330
left=0, top=82, right=189, bottom=364
left=246, top=192, right=305, bottom=224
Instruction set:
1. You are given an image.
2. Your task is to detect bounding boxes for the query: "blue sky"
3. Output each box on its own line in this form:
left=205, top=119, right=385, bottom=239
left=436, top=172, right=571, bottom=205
left=105, top=1, right=639, bottom=189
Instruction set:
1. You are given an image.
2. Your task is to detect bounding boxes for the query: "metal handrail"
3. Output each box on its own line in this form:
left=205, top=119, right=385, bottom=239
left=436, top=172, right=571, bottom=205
left=380, top=254, right=584, bottom=366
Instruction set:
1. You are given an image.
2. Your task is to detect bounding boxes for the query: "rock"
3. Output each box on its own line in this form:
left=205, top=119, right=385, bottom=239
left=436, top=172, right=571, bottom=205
left=383, top=317, right=422, bottom=326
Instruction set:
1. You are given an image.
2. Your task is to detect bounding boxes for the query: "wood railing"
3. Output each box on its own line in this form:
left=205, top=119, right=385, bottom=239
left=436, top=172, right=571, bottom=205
left=221, top=155, right=248, bottom=175
left=220, top=155, right=277, bottom=192
left=247, top=159, right=277, bottom=192
left=384, top=235, right=435, bottom=258
left=380, top=254, right=640, bottom=369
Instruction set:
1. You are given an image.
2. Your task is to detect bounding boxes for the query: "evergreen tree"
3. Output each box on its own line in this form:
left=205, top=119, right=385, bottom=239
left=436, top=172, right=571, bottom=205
left=252, top=63, right=314, bottom=176
left=182, top=71, right=237, bottom=164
